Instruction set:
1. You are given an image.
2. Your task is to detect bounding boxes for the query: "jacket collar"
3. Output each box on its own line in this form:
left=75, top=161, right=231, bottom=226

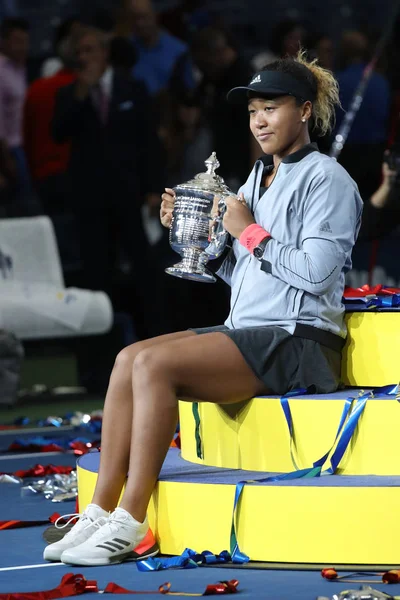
left=260, top=142, right=319, bottom=168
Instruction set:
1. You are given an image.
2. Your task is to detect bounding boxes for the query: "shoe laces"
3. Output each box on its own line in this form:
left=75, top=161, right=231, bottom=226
left=89, top=511, right=128, bottom=541
left=55, top=512, right=84, bottom=530
left=55, top=511, right=106, bottom=534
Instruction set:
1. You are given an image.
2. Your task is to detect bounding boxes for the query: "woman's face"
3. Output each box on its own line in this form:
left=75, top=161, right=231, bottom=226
left=248, top=95, right=309, bottom=157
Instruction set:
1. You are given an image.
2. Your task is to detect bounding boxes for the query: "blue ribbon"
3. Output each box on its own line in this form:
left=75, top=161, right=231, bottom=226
left=136, top=548, right=235, bottom=571
left=281, top=393, right=353, bottom=472
left=366, top=295, right=400, bottom=309
left=229, top=383, right=399, bottom=562
left=343, top=294, right=400, bottom=310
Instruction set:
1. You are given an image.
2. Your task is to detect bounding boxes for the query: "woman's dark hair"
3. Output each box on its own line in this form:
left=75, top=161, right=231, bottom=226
left=262, top=50, right=340, bottom=136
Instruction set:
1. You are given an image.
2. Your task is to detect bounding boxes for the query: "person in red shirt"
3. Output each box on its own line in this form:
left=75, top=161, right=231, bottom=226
left=23, top=28, right=77, bottom=215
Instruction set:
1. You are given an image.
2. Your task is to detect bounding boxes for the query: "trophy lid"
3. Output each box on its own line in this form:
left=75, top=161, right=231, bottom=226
left=175, top=152, right=232, bottom=195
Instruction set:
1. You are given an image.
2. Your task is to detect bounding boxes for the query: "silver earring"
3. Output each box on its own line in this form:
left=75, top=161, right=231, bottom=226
left=302, top=118, right=306, bottom=123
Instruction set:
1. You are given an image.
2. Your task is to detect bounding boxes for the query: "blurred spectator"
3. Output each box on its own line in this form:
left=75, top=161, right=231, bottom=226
left=109, top=35, right=137, bottom=77
left=159, top=90, right=206, bottom=184
left=305, top=32, right=334, bottom=71
left=251, top=19, right=307, bottom=72
left=358, top=148, right=400, bottom=241
left=159, top=0, right=212, bottom=42
left=40, top=17, right=82, bottom=78
left=0, top=17, right=35, bottom=214
left=23, top=29, right=77, bottom=215
left=334, top=31, right=391, bottom=199
left=121, top=0, right=195, bottom=98
left=188, top=26, right=254, bottom=190
left=51, top=26, right=166, bottom=336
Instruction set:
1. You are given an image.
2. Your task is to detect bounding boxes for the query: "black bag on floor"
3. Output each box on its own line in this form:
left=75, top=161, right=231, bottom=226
left=0, top=330, right=24, bottom=406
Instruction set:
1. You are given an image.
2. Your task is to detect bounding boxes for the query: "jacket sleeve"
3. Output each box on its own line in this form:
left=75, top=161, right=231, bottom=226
left=260, top=170, right=362, bottom=296
left=51, top=83, right=90, bottom=144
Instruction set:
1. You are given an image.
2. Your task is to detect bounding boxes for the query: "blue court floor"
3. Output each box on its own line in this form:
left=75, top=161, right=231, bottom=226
left=1, top=428, right=399, bottom=600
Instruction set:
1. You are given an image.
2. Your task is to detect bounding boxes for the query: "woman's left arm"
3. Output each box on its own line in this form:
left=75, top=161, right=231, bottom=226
left=258, top=172, right=362, bottom=296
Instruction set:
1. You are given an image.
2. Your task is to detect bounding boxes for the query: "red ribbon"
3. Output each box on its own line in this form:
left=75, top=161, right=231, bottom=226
left=0, top=576, right=240, bottom=599
left=321, top=568, right=400, bottom=584
left=7, top=442, right=64, bottom=453
left=321, top=568, right=338, bottom=580
left=0, top=573, right=98, bottom=600
left=344, top=285, right=400, bottom=298
left=105, top=579, right=239, bottom=596
left=0, top=464, right=74, bottom=479
left=204, top=580, right=239, bottom=595
left=382, top=570, right=400, bottom=584
left=170, top=432, right=181, bottom=449
left=103, top=582, right=170, bottom=595
left=6, top=441, right=98, bottom=456
left=0, top=512, right=64, bottom=531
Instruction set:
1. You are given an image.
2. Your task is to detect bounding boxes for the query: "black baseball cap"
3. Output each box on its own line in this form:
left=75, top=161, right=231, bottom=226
left=227, top=70, right=316, bottom=104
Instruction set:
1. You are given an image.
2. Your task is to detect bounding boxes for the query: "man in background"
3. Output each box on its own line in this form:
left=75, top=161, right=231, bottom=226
left=52, top=26, right=166, bottom=338
left=124, top=0, right=195, bottom=98
left=190, top=27, right=254, bottom=191
left=23, top=26, right=78, bottom=216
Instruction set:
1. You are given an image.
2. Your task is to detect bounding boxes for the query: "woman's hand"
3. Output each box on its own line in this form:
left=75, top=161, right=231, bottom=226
left=160, top=188, right=176, bottom=228
left=370, top=158, right=397, bottom=209
left=382, top=161, right=397, bottom=187
left=223, top=193, right=255, bottom=239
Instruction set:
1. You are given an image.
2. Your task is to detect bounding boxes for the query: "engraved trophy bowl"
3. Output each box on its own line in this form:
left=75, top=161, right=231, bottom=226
left=165, top=152, right=234, bottom=283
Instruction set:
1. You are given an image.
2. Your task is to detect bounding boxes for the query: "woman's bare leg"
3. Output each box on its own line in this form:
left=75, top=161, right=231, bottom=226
left=90, top=330, right=195, bottom=512
left=119, top=332, right=267, bottom=521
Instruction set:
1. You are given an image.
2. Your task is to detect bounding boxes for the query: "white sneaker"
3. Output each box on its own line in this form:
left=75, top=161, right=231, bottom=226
left=61, top=507, right=153, bottom=566
left=43, top=503, right=109, bottom=562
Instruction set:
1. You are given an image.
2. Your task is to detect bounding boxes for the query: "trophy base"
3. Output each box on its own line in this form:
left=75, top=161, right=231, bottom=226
left=165, top=264, right=216, bottom=283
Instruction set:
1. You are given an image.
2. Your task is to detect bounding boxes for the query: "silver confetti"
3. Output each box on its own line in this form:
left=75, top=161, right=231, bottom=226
left=20, top=471, right=77, bottom=501
left=0, top=474, right=23, bottom=484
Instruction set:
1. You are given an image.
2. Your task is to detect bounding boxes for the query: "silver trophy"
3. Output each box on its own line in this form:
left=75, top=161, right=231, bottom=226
left=165, top=152, right=234, bottom=283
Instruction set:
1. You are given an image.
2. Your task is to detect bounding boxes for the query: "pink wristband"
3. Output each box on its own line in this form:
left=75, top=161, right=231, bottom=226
left=239, top=224, right=271, bottom=254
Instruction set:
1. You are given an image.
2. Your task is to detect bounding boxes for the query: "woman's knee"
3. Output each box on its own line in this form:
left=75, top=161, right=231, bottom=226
left=132, top=346, right=169, bottom=383
left=115, top=331, right=194, bottom=374
left=114, top=341, right=147, bottom=372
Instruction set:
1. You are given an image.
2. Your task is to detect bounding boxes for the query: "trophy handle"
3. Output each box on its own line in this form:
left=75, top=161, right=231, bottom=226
left=208, top=194, right=232, bottom=257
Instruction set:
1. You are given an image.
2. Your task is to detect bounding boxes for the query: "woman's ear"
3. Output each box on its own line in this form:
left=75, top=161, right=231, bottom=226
left=301, top=100, right=313, bottom=122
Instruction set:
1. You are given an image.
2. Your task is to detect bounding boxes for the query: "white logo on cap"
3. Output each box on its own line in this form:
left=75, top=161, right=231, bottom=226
left=250, top=74, right=261, bottom=85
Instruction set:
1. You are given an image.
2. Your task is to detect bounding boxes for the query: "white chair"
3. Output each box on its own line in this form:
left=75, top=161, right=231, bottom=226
left=0, top=216, right=113, bottom=340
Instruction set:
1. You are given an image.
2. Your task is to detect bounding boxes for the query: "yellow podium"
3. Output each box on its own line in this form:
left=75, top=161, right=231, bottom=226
left=78, top=310, right=400, bottom=565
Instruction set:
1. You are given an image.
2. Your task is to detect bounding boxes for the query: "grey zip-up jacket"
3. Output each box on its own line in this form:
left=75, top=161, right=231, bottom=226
left=217, top=144, right=363, bottom=338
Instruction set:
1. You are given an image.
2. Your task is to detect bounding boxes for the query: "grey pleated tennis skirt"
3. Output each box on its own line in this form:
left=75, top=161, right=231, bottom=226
left=190, top=325, right=342, bottom=395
